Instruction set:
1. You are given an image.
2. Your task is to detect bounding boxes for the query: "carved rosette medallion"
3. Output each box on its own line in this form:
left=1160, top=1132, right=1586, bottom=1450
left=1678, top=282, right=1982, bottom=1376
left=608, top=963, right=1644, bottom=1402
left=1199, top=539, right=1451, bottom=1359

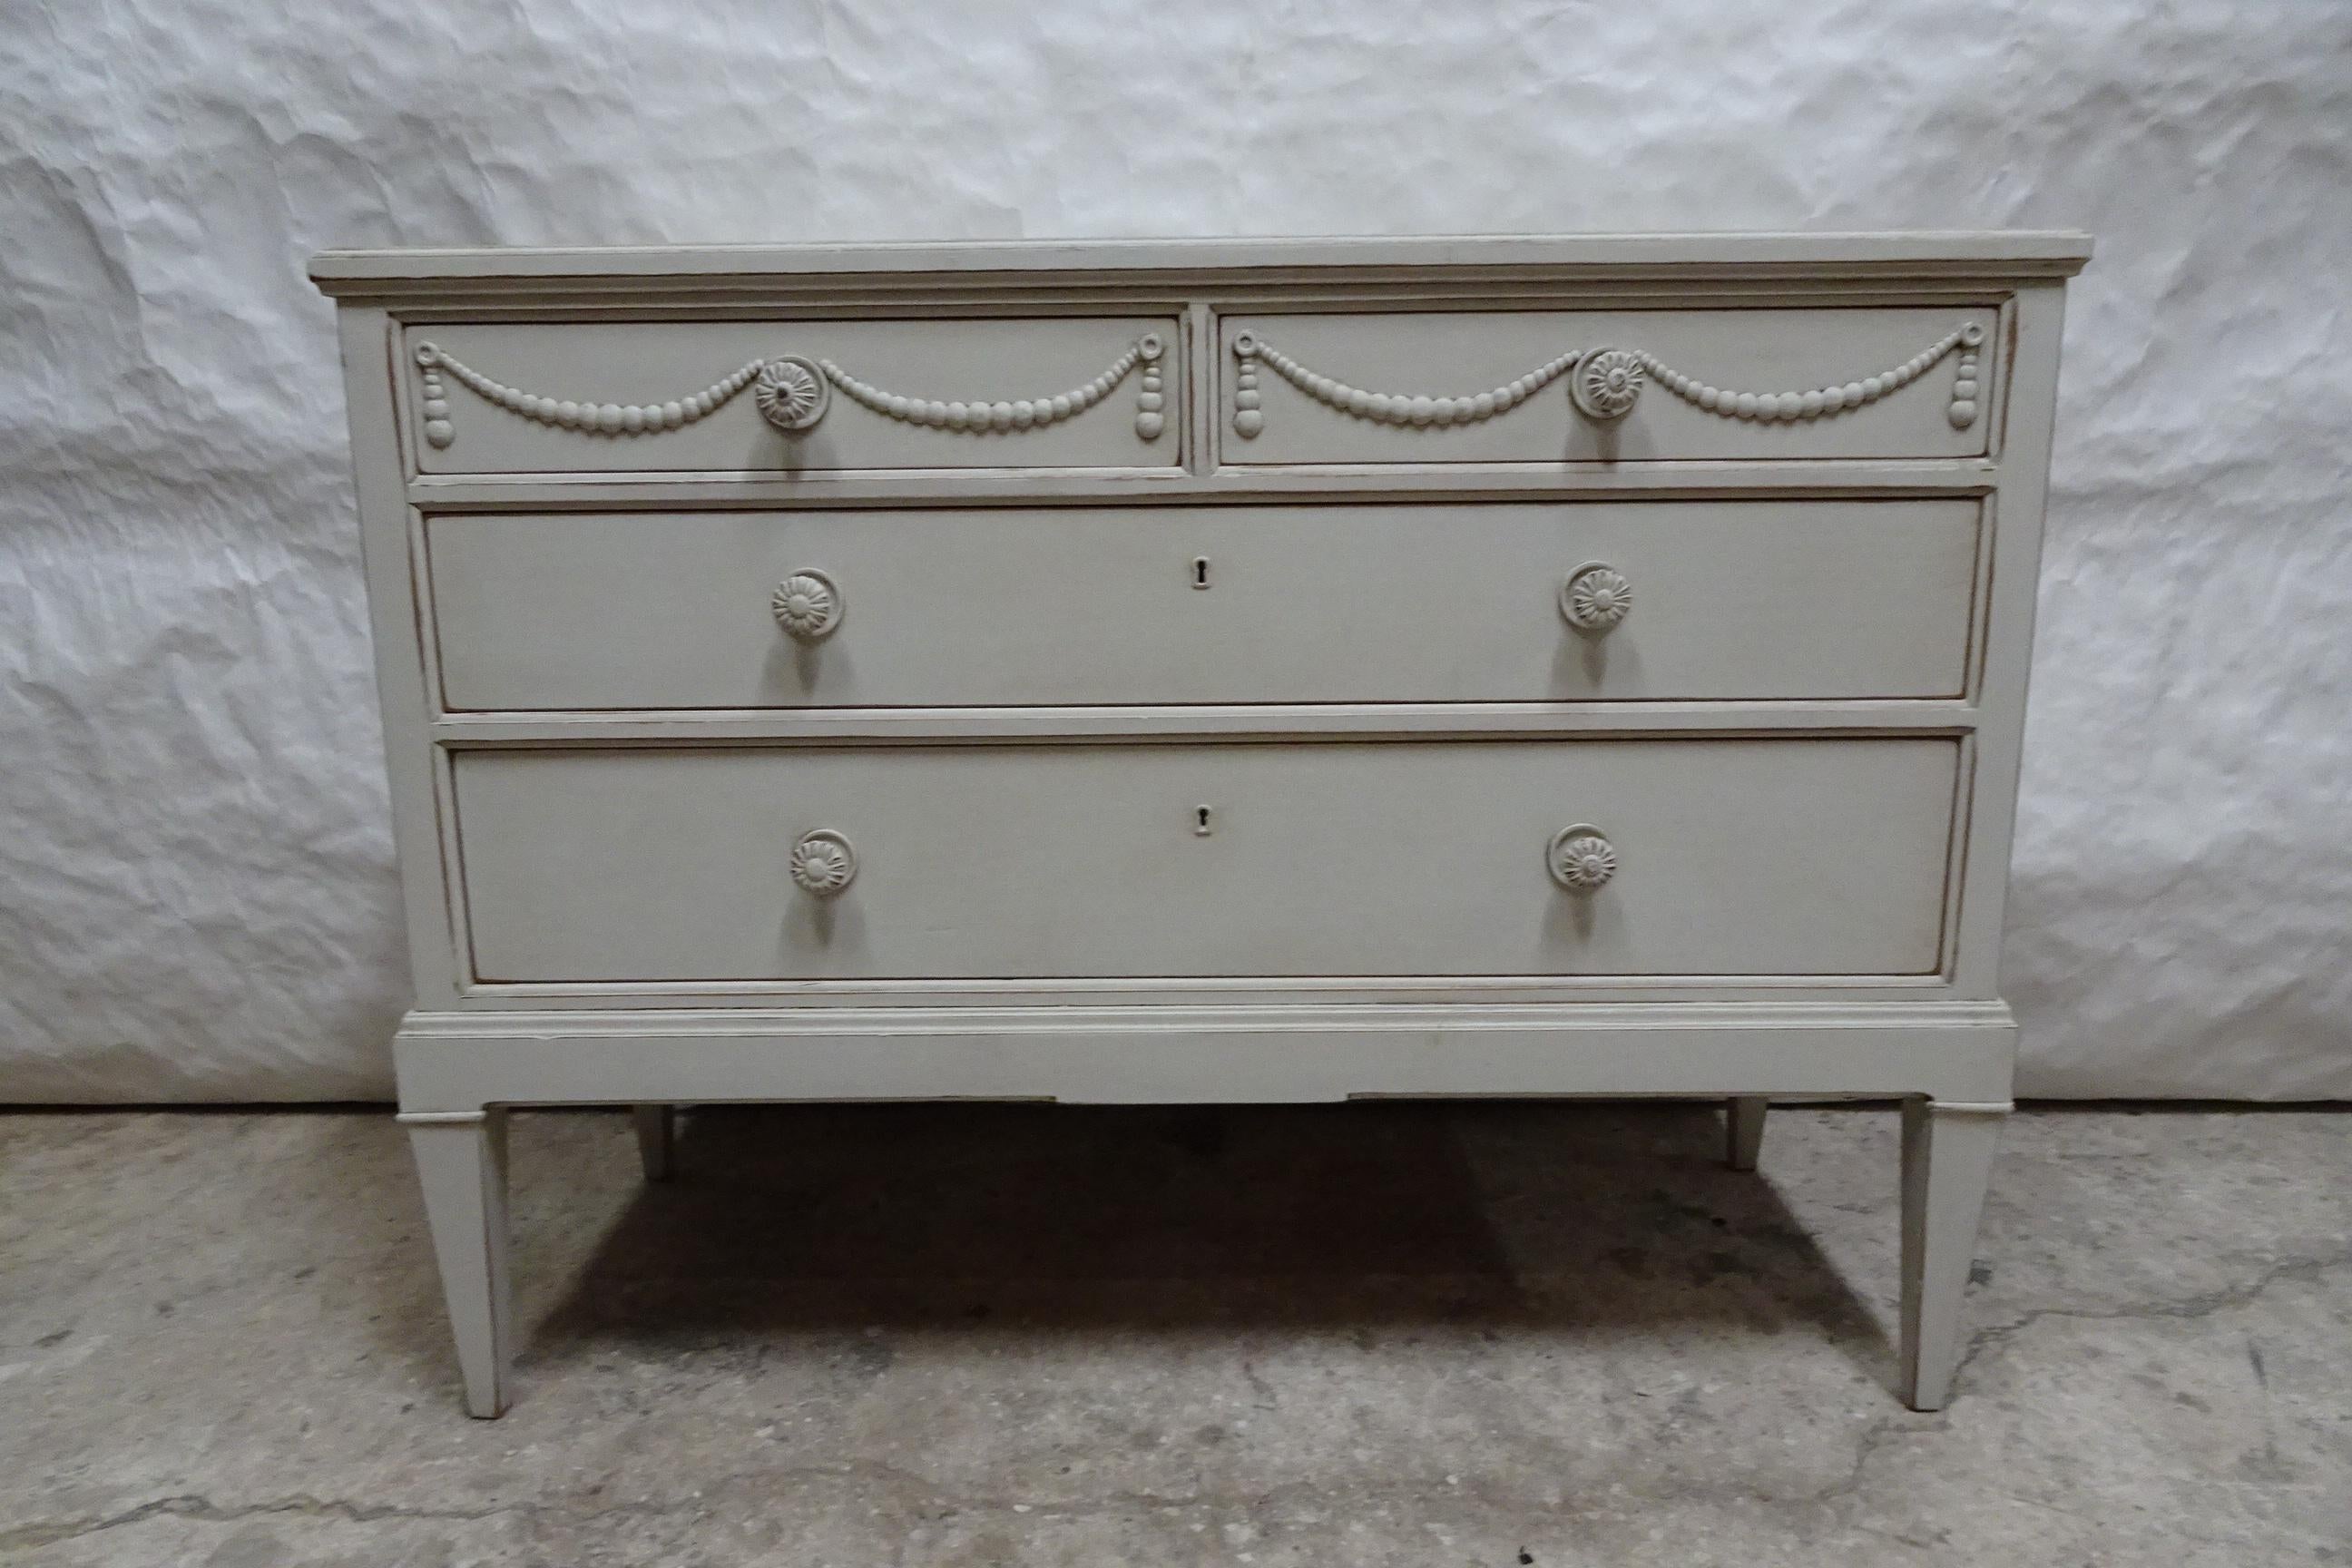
left=1571, top=348, right=1646, bottom=420
left=1559, top=564, right=1633, bottom=632
left=755, top=355, right=831, bottom=431
left=770, top=570, right=844, bottom=642
left=1547, top=826, right=1618, bottom=892
left=789, top=829, right=858, bottom=897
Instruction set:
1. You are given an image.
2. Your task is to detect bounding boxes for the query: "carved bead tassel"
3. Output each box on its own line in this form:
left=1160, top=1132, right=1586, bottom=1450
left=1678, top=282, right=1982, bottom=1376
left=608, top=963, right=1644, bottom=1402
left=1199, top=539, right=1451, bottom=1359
left=1948, top=323, right=1986, bottom=427
left=417, top=358, right=453, bottom=449
left=1134, top=333, right=1167, bottom=441
left=1231, top=334, right=1264, bottom=438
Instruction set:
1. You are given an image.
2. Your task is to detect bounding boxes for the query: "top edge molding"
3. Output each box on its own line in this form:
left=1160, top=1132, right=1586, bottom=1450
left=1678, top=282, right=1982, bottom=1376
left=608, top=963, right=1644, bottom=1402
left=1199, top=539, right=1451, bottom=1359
left=309, top=231, right=2093, bottom=299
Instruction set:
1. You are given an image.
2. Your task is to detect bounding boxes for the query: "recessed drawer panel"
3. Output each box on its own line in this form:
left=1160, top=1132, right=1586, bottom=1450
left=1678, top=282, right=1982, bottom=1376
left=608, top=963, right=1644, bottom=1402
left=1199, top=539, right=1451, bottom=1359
left=402, top=317, right=1181, bottom=475
left=1219, top=309, right=1998, bottom=466
left=453, top=739, right=1959, bottom=983
left=427, top=501, right=1980, bottom=710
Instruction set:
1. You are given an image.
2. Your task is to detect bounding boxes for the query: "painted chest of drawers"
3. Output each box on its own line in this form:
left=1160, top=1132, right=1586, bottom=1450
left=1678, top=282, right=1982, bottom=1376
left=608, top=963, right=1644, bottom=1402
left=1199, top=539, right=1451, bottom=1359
left=309, top=233, right=2090, bottom=1416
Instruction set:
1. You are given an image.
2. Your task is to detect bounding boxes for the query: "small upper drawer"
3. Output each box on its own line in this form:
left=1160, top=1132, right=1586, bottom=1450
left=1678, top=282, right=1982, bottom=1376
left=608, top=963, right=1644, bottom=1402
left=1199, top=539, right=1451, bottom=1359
left=402, top=317, right=1181, bottom=475
left=1219, top=307, right=1998, bottom=466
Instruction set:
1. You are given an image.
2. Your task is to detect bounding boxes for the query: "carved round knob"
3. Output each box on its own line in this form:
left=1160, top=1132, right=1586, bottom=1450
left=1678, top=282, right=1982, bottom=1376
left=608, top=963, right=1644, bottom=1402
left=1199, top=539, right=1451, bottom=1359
left=771, top=570, right=843, bottom=642
left=789, top=829, right=857, bottom=897
left=1559, top=563, right=1632, bottom=632
left=1547, top=825, right=1618, bottom=892
left=756, top=354, right=830, bottom=431
left=1571, top=347, right=1646, bottom=420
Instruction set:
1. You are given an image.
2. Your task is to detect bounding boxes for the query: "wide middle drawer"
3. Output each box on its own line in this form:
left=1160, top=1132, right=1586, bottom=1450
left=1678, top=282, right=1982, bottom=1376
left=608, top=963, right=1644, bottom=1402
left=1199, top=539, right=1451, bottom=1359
left=427, top=501, right=1982, bottom=710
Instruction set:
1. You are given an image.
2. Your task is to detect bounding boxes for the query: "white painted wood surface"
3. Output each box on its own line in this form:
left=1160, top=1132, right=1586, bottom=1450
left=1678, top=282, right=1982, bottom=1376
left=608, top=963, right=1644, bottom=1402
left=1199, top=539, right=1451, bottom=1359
left=392, top=1003, right=2021, bottom=1107
left=309, top=231, right=2095, bottom=290
left=313, top=233, right=2085, bottom=1416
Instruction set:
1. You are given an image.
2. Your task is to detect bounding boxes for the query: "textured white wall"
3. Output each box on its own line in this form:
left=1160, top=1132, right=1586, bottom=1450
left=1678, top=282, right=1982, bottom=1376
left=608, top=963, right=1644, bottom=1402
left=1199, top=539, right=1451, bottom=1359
left=4, top=1, right=2347, bottom=1100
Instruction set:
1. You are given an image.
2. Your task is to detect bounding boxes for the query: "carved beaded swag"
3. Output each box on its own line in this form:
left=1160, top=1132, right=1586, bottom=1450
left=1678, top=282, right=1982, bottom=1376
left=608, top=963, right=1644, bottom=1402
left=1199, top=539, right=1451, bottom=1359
left=410, top=334, right=1169, bottom=450
left=411, top=322, right=1983, bottom=453
left=1229, top=322, right=1987, bottom=436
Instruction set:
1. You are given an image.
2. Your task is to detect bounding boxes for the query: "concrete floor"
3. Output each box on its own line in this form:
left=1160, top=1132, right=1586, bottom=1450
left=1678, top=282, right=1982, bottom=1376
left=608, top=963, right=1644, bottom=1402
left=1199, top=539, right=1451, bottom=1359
left=1, top=1103, right=2346, bottom=1567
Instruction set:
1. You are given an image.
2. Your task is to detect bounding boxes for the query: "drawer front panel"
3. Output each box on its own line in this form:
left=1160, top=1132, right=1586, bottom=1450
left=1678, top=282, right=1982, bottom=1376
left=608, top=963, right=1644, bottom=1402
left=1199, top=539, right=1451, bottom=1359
left=1220, top=308, right=1996, bottom=466
left=429, top=501, right=1981, bottom=710
left=404, top=317, right=1181, bottom=475
left=453, top=740, right=1959, bottom=983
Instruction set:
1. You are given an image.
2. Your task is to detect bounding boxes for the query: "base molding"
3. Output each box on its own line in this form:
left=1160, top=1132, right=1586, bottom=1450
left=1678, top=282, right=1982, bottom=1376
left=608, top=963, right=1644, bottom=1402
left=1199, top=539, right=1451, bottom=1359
left=394, top=999, right=2016, bottom=1112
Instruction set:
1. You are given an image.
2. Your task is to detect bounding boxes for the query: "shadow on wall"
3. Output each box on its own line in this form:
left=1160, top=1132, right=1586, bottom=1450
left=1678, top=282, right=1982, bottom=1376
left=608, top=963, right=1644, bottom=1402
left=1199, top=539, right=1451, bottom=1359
left=479, top=1102, right=1893, bottom=1390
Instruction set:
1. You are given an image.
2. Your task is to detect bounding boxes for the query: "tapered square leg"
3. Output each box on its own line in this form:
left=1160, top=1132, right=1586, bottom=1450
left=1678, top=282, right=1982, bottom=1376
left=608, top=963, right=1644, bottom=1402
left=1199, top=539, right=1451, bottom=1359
left=402, top=1110, right=514, bottom=1417
left=1725, top=1096, right=1769, bottom=1171
left=1899, top=1098, right=2005, bottom=1411
left=633, top=1104, right=677, bottom=1181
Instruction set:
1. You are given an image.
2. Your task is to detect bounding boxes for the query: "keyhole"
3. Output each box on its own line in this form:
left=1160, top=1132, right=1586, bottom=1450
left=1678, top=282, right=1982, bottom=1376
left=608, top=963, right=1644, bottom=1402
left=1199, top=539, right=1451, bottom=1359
left=1194, top=805, right=1213, bottom=836
left=1192, top=556, right=1211, bottom=590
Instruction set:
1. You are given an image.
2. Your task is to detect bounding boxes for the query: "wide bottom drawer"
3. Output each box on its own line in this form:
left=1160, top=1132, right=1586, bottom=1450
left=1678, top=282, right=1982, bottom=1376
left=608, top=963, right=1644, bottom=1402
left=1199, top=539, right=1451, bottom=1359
left=452, top=739, right=1960, bottom=985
